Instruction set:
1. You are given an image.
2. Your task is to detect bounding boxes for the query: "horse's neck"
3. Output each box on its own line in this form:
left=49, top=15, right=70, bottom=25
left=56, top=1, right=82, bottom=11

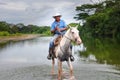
left=60, top=30, right=71, bottom=50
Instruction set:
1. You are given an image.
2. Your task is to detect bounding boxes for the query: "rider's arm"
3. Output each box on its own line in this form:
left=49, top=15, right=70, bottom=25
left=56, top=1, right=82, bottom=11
left=51, top=23, right=57, bottom=34
left=51, top=29, right=56, bottom=33
left=60, top=20, right=68, bottom=31
left=51, top=24, right=61, bottom=33
left=51, top=20, right=67, bottom=33
left=60, top=27, right=67, bottom=32
left=51, top=27, right=67, bottom=33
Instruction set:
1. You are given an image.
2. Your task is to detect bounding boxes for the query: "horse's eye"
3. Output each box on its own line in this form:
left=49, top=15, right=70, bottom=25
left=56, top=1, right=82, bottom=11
left=72, top=32, right=74, bottom=34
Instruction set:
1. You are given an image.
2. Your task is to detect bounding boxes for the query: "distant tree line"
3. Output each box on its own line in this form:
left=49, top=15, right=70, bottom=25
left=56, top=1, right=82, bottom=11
left=75, top=0, right=120, bottom=39
left=0, top=21, right=51, bottom=36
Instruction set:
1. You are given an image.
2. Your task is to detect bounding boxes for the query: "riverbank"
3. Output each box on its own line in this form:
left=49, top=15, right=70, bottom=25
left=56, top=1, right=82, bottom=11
left=0, top=34, right=41, bottom=43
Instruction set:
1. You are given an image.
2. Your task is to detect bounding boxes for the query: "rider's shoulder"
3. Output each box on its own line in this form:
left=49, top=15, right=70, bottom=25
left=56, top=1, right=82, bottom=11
left=60, top=20, right=65, bottom=22
left=60, top=20, right=66, bottom=24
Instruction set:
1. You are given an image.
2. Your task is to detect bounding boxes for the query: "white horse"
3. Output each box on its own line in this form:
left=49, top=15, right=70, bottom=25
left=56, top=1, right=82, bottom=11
left=51, top=26, right=82, bottom=80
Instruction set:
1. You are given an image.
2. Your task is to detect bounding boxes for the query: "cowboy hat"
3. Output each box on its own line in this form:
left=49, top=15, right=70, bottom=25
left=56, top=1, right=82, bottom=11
left=53, top=13, right=62, bottom=18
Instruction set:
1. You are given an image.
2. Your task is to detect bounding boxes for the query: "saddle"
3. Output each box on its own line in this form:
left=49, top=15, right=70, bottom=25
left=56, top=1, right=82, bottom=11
left=54, top=35, right=62, bottom=46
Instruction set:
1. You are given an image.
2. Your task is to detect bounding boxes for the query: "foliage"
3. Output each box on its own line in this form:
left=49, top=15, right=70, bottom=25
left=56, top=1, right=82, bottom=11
left=75, top=0, right=120, bottom=40
left=80, top=37, right=120, bottom=66
left=0, top=21, right=10, bottom=32
left=69, top=23, right=78, bottom=27
left=0, top=21, right=51, bottom=36
left=0, top=31, right=10, bottom=36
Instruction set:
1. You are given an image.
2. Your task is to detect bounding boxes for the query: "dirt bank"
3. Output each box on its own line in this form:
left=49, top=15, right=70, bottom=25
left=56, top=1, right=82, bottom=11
left=0, top=34, right=41, bottom=43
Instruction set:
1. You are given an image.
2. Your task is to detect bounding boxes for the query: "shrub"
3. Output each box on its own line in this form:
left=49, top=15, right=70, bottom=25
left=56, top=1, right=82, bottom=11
left=0, top=31, right=10, bottom=36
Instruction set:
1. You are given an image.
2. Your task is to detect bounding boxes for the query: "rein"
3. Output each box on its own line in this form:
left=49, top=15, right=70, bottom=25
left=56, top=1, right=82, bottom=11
left=64, top=35, right=72, bottom=41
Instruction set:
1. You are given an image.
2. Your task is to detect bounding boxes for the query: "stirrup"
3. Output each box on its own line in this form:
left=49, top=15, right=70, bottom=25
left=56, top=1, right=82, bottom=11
left=70, top=55, right=75, bottom=61
left=47, top=55, right=52, bottom=60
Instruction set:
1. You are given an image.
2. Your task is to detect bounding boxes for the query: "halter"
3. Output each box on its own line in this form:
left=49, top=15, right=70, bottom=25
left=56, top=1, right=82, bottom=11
left=64, top=35, right=72, bottom=41
left=64, top=33, right=77, bottom=42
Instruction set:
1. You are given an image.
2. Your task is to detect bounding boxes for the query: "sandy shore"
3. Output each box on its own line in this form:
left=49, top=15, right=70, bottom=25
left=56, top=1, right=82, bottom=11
left=0, top=34, right=41, bottom=43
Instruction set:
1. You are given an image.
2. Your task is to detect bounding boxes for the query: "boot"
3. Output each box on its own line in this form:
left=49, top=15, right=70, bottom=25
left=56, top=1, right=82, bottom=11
left=47, top=54, right=51, bottom=60
left=47, top=48, right=53, bottom=60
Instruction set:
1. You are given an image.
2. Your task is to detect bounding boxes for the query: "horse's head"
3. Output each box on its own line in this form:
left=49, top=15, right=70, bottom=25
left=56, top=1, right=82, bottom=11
left=67, top=25, right=82, bottom=45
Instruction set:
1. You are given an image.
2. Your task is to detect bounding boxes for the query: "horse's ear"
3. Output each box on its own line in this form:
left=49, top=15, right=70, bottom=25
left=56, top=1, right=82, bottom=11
left=76, top=22, right=80, bottom=29
left=75, top=25, right=78, bottom=29
left=68, top=25, right=72, bottom=29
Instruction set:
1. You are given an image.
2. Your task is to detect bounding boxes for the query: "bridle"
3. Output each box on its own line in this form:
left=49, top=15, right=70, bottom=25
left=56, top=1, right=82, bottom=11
left=64, top=31, right=79, bottom=43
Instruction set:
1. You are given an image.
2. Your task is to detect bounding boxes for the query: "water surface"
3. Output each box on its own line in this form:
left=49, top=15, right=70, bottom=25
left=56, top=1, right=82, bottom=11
left=0, top=37, right=120, bottom=80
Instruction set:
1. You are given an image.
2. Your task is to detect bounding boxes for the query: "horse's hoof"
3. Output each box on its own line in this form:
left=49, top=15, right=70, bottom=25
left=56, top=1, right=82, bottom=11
left=51, top=71, right=55, bottom=75
left=58, top=77, right=61, bottom=80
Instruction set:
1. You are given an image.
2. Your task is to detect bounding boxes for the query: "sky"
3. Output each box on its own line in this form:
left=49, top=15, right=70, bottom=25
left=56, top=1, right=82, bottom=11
left=0, top=0, right=101, bottom=26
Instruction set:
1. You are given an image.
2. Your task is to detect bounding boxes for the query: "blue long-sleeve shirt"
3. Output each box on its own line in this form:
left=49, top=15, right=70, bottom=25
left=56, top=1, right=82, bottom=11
left=51, top=20, right=67, bottom=35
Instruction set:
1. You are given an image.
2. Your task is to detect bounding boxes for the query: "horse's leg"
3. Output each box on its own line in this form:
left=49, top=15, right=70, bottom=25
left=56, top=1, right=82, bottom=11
left=67, top=58, right=74, bottom=78
left=58, top=59, right=62, bottom=80
left=51, top=58, right=55, bottom=75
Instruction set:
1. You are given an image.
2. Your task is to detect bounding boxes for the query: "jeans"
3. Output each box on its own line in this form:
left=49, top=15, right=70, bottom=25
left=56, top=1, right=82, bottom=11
left=49, top=31, right=66, bottom=48
left=49, top=34, right=59, bottom=48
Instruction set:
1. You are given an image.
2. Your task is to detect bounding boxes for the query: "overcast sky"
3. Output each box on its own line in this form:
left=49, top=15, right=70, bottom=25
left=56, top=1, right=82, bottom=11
left=0, top=0, right=101, bottom=26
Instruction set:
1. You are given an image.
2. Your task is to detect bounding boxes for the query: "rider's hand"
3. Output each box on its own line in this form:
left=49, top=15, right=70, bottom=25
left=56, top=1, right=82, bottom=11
left=55, top=27, right=61, bottom=32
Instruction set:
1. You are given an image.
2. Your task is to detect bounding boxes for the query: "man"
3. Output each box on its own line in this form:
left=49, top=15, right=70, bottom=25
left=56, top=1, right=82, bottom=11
left=47, top=13, right=74, bottom=61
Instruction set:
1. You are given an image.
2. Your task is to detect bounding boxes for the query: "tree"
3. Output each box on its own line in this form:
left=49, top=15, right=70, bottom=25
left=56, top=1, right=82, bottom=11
left=0, top=21, right=10, bottom=32
left=74, top=0, right=120, bottom=39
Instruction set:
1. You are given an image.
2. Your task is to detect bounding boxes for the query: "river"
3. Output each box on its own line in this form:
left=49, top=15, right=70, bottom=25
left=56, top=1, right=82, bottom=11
left=0, top=37, right=120, bottom=80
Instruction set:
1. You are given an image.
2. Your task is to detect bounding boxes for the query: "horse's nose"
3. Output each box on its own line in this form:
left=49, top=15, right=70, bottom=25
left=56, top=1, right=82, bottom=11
left=77, top=39, right=82, bottom=45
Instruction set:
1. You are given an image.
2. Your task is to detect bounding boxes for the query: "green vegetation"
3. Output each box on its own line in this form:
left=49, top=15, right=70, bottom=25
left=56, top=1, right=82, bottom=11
left=0, top=31, right=10, bottom=36
left=75, top=0, right=120, bottom=40
left=0, top=31, right=23, bottom=36
left=80, top=37, right=120, bottom=67
left=74, top=0, right=120, bottom=68
left=0, top=21, right=51, bottom=36
left=69, top=23, right=78, bottom=27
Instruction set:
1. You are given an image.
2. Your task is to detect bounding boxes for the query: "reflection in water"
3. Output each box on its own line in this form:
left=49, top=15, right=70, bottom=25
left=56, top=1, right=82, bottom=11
left=78, top=38, right=120, bottom=68
left=0, top=37, right=51, bottom=64
left=1, top=37, right=120, bottom=68
left=0, top=39, right=38, bottom=52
